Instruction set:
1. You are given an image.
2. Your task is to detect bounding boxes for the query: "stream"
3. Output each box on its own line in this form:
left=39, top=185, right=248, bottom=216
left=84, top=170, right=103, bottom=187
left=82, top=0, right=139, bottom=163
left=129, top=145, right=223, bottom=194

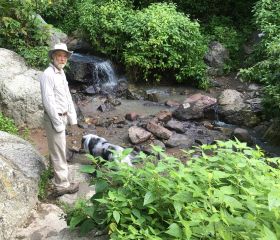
left=68, top=53, right=280, bottom=157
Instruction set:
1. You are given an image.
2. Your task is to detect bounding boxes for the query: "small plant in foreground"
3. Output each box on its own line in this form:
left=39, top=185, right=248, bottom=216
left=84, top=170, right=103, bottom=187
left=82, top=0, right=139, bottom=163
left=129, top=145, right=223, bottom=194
left=38, top=165, right=53, bottom=200
left=67, top=140, right=280, bottom=239
left=0, top=112, right=18, bottom=135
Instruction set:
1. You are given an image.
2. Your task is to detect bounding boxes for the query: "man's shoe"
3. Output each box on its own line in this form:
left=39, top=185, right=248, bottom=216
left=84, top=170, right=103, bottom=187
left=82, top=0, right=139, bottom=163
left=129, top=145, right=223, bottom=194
left=52, top=182, right=79, bottom=197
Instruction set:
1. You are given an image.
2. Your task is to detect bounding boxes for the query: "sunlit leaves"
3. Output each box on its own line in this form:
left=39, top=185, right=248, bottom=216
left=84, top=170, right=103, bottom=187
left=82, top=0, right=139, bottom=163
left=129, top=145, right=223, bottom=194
left=67, top=140, right=280, bottom=239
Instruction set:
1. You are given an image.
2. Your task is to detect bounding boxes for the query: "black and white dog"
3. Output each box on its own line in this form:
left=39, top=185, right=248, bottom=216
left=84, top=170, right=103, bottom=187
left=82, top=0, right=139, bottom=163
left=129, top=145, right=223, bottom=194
left=81, top=134, right=133, bottom=167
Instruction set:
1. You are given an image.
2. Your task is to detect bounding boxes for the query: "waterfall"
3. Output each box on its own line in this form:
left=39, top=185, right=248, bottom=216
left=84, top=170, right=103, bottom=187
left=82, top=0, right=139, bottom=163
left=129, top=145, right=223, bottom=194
left=69, top=53, right=120, bottom=94
left=92, top=60, right=118, bottom=88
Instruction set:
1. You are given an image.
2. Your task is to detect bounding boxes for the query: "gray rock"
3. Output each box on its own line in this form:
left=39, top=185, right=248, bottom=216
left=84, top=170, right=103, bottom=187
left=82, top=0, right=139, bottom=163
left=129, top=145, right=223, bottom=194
left=146, top=121, right=172, bottom=140
left=165, top=133, right=194, bottom=148
left=204, top=41, right=229, bottom=75
left=218, top=89, right=262, bottom=127
left=165, top=119, right=186, bottom=133
left=128, top=126, right=152, bottom=144
left=173, top=93, right=217, bottom=121
left=0, top=131, right=46, bottom=239
left=233, top=128, right=253, bottom=145
left=0, top=48, right=44, bottom=128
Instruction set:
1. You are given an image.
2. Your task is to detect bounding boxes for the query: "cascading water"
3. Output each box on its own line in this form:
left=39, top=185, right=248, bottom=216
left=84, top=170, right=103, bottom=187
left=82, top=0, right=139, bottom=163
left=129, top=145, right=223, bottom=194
left=92, top=60, right=118, bottom=88
left=68, top=53, right=120, bottom=94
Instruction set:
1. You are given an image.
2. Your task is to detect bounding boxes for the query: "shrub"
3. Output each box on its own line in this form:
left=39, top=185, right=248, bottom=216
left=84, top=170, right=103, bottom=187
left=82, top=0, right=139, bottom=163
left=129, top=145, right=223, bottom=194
left=202, top=16, right=245, bottom=72
left=0, top=0, right=49, bottom=68
left=77, top=0, right=132, bottom=59
left=0, top=112, right=18, bottom=135
left=123, top=3, right=207, bottom=83
left=67, top=140, right=280, bottom=239
left=239, top=0, right=280, bottom=118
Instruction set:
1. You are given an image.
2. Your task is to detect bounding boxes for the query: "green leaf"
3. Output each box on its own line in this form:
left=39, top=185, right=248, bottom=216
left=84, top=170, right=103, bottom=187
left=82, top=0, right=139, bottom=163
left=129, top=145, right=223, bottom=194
left=262, top=225, right=277, bottom=240
left=80, top=219, right=96, bottom=236
left=69, top=214, right=85, bottom=229
left=166, top=223, right=182, bottom=238
left=143, top=191, right=156, bottom=206
left=80, top=164, right=95, bottom=174
left=95, top=179, right=109, bottom=193
left=113, top=210, right=120, bottom=223
left=268, top=189, right=280, bottom=210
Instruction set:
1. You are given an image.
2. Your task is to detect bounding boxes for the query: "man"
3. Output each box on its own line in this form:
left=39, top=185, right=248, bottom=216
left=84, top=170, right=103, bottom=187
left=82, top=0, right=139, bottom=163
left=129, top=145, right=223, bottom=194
left=40, top=43, right=79, bottom=197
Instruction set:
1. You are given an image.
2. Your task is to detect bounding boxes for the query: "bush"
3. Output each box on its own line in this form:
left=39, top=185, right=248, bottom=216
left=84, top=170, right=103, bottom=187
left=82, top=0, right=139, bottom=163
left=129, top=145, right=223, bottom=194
left=0, top=0, right=49, bottom=68
left=123, top=3, right=207, bottom=83
left=239, top=0, right=280, bottom=118
left=77, top=1, right=207, bottom=84
left=77, top=0, right=132, bottom=59
left=67, top=140, right=280, bottom=239
left=0, top=112, right=18, bottom=135
left=202, top=16, right=245, bottom=72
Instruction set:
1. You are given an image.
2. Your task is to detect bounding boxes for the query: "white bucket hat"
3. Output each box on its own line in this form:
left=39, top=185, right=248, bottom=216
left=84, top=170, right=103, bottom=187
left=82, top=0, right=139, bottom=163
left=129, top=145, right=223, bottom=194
left=48, top=43, right=73, bottom=59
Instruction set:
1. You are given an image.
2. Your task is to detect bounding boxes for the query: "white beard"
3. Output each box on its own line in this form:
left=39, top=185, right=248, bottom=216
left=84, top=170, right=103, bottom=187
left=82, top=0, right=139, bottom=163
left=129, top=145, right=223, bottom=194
left=53, top=60, right=66, bottom=70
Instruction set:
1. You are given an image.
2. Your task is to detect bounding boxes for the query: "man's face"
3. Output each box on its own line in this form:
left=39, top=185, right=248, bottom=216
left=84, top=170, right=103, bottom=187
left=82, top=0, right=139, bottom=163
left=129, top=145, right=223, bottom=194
left=52, top=50, right=68, bottom=70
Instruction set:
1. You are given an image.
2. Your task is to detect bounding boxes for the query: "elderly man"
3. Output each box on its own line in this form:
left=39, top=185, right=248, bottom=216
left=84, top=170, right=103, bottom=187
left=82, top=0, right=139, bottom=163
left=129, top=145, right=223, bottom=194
left=40, top=43, right=79, bottom=197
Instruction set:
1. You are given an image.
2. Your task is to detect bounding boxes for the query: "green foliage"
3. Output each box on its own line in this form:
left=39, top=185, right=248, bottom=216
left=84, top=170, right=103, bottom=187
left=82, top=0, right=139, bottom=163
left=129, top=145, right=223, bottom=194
left=77, top=1, right=207, bottom=83
left=38, top=165, right=53, bottom=200
left=67, top=140, right=280, bottom=239
left=37, top=0, right=80, bottom=34
left=77, top=0, right=132, bottom=59
left=123, top=3, right=207, bottom=83
left=202, top=16, right=245, bottom=72
left=239, top=0, right=280, bottom=118
left=0, top=0, right=49, bottom=68
left=0, top=112, right=18, bottom=135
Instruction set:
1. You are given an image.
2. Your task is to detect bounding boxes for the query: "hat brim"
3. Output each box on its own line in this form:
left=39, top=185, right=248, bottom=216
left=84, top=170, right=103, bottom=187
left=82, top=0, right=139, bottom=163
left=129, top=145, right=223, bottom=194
left=48, top=49, right=73, bottom=59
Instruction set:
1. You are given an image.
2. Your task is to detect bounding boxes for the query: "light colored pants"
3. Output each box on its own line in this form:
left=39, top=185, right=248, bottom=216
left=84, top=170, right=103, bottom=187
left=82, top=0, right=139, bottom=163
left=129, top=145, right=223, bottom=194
left=44, top=113, right=70, bottom=190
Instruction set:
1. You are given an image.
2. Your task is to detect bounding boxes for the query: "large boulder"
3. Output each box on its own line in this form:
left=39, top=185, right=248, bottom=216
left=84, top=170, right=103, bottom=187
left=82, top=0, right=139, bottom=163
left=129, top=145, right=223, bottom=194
left=0, top=131, right=46, bottom=239
left=173, top=93, right=217, bottom=121
left=218, top=89, right=262, bottom=127
left=0, top=48, right=44, bottom=128
left=204, top=41, right=229, bottom=75
left=35, top=14, right=68, bottom=47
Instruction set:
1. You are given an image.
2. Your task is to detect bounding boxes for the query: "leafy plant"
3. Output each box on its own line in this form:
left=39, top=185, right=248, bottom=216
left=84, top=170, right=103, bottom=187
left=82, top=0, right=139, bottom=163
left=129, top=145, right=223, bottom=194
left=38, top=165, right=53, bottom=200
left=0, top=112, right=18, bottom=135
left=0, top=0, right=49, bottom=68
left=67, top=140, right=280, bottom=239
left=123, top=3, right=207, bottom=83
left=239, top=0, right=280, bottom=118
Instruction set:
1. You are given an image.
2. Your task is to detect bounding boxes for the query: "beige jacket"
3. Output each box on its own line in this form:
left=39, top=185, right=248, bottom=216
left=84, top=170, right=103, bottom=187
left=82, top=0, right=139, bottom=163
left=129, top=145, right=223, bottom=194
left=40, top=64, right=77, bottom=132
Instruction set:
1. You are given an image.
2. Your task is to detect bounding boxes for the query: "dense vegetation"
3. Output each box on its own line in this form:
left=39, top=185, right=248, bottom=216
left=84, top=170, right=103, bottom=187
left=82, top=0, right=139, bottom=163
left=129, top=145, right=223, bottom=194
left=1, top=1, right=280, bottom=238
left=67, top=140, right=280, bottom=239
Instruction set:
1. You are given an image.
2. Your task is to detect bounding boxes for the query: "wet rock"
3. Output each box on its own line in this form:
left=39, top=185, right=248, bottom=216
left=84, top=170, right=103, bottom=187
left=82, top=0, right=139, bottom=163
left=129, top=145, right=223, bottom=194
left=248, top=83, right=262, bottom=92
left=262, top=120, right=280, bottom=145
left=218, top=89, right=262, bottom=127
left=128, top=126, right=152, bottom=144
left=165, top=119, right=186, bottom=133
left=204, top=41, right=229, bottom=75
left=165, top=99, right=180, bottom=107
left=97, top=102, right=115, bottom=112
left=155, top=110, right=172, bottom=123
left=233, top=128, right=253, bottom=145
left=85, top=85, right=99, bottom=95
left=173, top=93, right=217, bottom=121
left=245, top=98, right=263, bottom=113
left=218, top=89, right=245, bottom=112
left=146, top=121, right=172, bottom=140
left=165, top=133, right=194, bottom=148
left=145, top=89, right=168, bottom=102
left=125, top=112, right=139, bottom=121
